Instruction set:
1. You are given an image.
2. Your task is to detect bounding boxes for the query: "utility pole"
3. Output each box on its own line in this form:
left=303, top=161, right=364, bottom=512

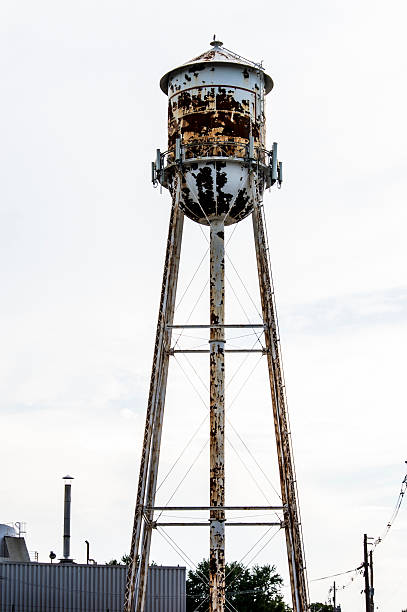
left=363, top=534, right=370, bottom=612
left=369, top=550, right=374, bottom=611
left=333, top=580, right=336, bottom=611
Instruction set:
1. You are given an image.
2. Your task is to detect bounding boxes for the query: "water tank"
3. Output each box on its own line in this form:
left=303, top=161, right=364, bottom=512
left=157, top=40, right=274, bottom=226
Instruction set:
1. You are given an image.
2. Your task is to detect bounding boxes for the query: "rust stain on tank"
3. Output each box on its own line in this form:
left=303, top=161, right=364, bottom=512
left=167, top=83, right=263, bottom=157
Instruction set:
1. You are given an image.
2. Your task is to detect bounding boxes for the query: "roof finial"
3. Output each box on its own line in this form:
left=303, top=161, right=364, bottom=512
left=210, top=35, right=223, bottom=48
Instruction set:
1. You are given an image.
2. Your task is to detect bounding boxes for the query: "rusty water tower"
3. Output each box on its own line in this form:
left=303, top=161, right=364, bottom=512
left=124, top=39, right=309, bottom=612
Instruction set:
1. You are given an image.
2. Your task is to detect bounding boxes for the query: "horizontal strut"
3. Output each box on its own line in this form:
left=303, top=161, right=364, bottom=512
left=145, top=506, right=285, bottom=511
left=167, top=324, right=266, bottom=329
left=154, top=522, right=283, bottom=527
left=169, top=349, right=266, bottom=354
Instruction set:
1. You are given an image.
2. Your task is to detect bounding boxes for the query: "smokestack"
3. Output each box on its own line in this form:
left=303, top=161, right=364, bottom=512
left=60, top=475, right=74, bottom=563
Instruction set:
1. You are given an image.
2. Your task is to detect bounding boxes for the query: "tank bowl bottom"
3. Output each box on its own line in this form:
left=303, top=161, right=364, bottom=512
left=170, top=160, right=264, bottom=226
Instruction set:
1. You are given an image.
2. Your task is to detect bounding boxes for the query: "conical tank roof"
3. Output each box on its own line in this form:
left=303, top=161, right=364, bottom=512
left=160, top=39, right=273, bottom=95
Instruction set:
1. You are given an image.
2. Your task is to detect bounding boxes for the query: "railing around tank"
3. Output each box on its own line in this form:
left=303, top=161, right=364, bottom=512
left=151, top=137, right=282, bottom=190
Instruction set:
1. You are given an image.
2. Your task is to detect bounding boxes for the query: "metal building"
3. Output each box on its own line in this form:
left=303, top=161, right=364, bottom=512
left=125, top=38, right=309, bottom=612
left=0, top=562, right=186, bottom=612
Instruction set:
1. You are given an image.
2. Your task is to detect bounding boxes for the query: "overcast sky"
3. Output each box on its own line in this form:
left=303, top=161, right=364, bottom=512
left=1, top=1, right=407, bottom=610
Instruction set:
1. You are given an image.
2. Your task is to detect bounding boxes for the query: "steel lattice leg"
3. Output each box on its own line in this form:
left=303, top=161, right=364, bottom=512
left=252, top=202, right=309, bottom=612
left=124, top=191, right=184, bottom=612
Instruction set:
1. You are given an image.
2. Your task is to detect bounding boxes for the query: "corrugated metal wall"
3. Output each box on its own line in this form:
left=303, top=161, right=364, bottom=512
left=0, top=563, right=186, bottom=612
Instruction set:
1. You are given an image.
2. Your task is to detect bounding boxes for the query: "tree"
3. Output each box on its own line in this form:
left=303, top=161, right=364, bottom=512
left=309, top=604, right=334, bottom=612
left=186, top=559, right=290, bottom=611
left=106, top=554, right=131, bottom=565
left=106, top=554, right=157, bottom=566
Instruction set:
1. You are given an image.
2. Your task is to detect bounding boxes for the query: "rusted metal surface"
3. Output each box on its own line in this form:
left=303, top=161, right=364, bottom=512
left=155, top=522, right=282, bottom=527
left=169, top=348, right=265, bottom=354
left=251, top=199, right=309, bottom=612
left=163, top=42, right=270, bottom=226
left=160, top=42, right=273, bottom=95
left=209, top=219, right=226, bottom=612
left=136, top=190, right=184, bottom=612
left=124, top=179, right=184, bottom=612
left=167, top=324, right=265, bottom=329
left=168, top=85, right=257, bottom=150
left=147, top=506, right=284, bottom=511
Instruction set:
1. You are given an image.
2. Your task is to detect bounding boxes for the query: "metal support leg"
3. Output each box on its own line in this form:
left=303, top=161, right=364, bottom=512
left=252, top=202, right=309, bottom=612
left=209, top=219, right=226, bottom=612
left=124, top=189, right=184, bottom=612
left=136, top=207, right=184, bottom=612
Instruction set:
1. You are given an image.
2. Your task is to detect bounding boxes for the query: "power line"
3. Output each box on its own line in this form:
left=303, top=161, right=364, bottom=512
left=310, top=566, right=362, bottom=583
left=310, top=467, right=407, bottom=605
left=373, top=469, right=407, bottom=549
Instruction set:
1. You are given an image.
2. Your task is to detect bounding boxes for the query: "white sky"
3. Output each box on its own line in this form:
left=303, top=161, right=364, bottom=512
left=1, top=0, right=407, bottom=610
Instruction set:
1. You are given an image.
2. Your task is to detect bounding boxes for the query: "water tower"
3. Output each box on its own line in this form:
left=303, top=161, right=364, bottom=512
left=124, top=38, right=309, bottom=612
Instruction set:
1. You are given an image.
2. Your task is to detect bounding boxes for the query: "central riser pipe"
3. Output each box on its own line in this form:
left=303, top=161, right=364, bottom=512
left=209, top=219, right=225, bottom=612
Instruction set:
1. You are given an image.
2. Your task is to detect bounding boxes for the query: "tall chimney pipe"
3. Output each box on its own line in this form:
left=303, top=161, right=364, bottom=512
left=61, top=475, right=74, bottom=563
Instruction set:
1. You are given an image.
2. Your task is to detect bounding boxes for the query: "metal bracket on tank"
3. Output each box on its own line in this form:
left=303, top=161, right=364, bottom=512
left=152, top=138, right=283, bottom=190
left=152, top=138, right=183, bottom=188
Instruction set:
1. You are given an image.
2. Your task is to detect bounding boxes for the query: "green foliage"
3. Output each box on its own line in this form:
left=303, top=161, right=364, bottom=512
left=106, top=554, right=131, bottom=566
left=106, top=554, right=157, bottom=566
left=121, top=554, right=131, bottom=565
left=309, top=604, right=334, bottom=612
left=186, top=559, right=290, bottom=611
